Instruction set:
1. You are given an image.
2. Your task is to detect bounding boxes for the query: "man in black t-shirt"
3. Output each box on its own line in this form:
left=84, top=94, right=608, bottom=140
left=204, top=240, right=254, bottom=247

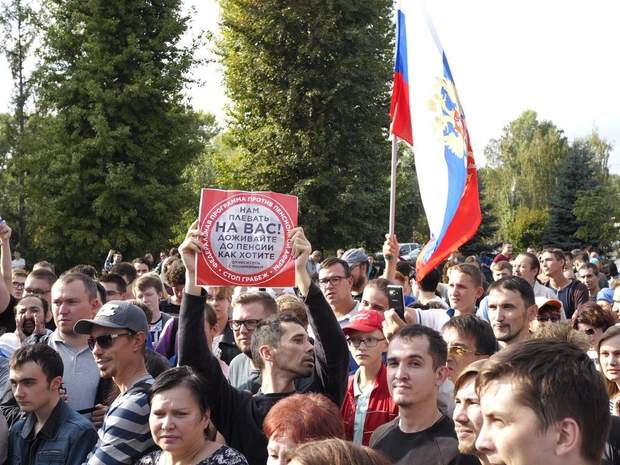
left=370, top=324, right=460, bottom=465
left=177, top=223, right=348, bottom=465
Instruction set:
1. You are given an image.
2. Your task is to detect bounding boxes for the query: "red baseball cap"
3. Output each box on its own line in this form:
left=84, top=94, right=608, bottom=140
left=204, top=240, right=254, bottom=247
left=343, top=310, right=385, bottom=334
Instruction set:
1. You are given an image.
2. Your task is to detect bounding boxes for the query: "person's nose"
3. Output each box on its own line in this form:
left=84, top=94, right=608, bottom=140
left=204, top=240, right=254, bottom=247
left=475, top=421, right=496, bottom=456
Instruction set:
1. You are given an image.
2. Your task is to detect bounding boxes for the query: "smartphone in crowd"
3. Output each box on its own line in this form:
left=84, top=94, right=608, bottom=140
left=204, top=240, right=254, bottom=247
left=387, top=285, right=406, bottom=320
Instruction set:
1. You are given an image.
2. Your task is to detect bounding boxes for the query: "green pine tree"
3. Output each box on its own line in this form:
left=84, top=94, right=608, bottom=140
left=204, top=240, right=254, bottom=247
left=28, top=0, right=205, bottom=269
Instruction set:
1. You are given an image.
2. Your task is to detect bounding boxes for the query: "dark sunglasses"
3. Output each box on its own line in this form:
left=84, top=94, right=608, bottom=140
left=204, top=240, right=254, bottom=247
left=87, top=332, right=134, bottom=351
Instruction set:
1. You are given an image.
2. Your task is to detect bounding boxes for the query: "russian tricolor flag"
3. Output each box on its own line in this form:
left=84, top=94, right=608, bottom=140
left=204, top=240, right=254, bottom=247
left=390, top=0, right=481, bottom=282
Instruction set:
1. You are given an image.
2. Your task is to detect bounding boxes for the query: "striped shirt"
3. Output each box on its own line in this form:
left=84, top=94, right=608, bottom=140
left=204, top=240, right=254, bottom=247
left=86, top=375, right=156, bottom=465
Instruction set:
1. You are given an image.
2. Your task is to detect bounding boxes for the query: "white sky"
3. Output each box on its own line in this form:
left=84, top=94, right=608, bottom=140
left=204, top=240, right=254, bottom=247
left=1, top=1, right=618, bottom=172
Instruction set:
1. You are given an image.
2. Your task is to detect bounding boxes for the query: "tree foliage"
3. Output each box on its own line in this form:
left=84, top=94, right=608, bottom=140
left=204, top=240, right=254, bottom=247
left=504, top=207, right=548, bottom=251
left=26, top=0, right=205, bottom=269
left=218, top=0, right=393, bottom=251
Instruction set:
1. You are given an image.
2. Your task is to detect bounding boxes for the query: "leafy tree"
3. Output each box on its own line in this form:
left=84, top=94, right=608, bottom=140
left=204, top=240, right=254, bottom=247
left=0, top=0, right=39, bottom=248
left=504, top=207, right=548, bottom=251
left=29, top=0, right=204, bottom=269
left=484, top=110, right=569, bottom=238
left=218, top=0, right=393, bottom=251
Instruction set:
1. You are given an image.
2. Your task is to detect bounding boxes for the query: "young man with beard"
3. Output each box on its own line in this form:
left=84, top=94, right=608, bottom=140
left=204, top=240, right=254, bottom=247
left=226, top=291, right=278, bottom=392
left=369, top=324, right=460, bottom=465
left=177, top=222, right=348, bottom=465
left=487, top=276, right=537, bottom=349
left=342, top=248, right=370, bottom=301
left=74, top=300, right=156, bottom=465
left=7, top=344, right=97, bottom=465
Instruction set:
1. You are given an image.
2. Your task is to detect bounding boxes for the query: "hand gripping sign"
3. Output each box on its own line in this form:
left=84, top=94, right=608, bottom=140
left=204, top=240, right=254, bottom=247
left=196, top=189, right=298, bottom=287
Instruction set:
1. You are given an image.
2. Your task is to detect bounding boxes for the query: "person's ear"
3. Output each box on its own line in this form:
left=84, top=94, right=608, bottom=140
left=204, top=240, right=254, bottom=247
left=527, top=304, right=538, bottom=322
left=554, top=418, right=580, bottom=457
left=132, top=332, right=146, bottom=352
left=475, top=286, right=484, bottom=300
left=259, top=345, right=273, bottom=364
left=50, top=376, right=63, bottom=392
left=435, top=364, right=449, bottom=386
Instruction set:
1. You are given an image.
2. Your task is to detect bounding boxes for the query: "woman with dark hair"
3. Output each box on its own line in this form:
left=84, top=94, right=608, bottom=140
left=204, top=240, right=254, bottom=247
left=598, top=325, right=620, bottom=415
left=285, top=438, right=391, bottom=465
left=263, top=393, right=345, bottom=465
left=136, top=366, right=248, bottom=465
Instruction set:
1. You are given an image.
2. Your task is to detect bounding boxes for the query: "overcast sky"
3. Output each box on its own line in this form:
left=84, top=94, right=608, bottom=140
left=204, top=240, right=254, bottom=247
left=1, top=1, right=618, bottom=172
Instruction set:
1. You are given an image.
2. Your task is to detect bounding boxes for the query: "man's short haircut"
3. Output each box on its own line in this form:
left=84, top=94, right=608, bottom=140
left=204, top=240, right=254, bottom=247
left=233, top=291, right=278, bottom=315
left=418, top=267, right=441, bottom=292
left=251, top=313, right=305, bottom=370
left=365, top=278, right=391, bottom=301
left=69, top=264, right=98, bottom=279
left=263, top=393, right=345, bottom=443
left=442, top=315, right=497, bottom=356
left=477, top=339, right=610, bottom=464
left=57, top=272, right=98, bottom=300
left=573, top=302, right=616, bottom=332
left=449, top=263, right=483, bottom=287
left=275, top=294, right=309, bottom=328
left=164, top=260, right=185, bottom=287
left=579, top=262, right=599, bottom=274
left=135, top=274, right=164, bottom=294
left=100, top=272, right=128, bottom=294
left=518, top=252, right=540, bottom=273
left=565, top=251, right=574, bottom=261
left=490, top=260, right=512, bottom=273
left=541, top=248, right=566, bottom=264
left=487, top=276, right=535, bottom=308
left=319, top=257, right=351, bottom=277
left=10, top=343, right=64, bottom=383
left=28, top=268, right=57, bottom=286
left=12, top=269, right=28, bottom=279
left=110, top=262, right=137, bottom=283
left=392, top=324, right=447, bottom=370
left=33, top=261, right=55, bottom=273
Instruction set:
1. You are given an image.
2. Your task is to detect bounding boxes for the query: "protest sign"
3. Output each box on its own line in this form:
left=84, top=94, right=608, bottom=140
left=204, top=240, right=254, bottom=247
left=196, top=189, right=298, bottom=287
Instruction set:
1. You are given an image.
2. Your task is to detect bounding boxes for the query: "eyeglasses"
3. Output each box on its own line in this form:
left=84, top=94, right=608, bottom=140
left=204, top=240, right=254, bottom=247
left=537, top=315, right=561, bottom=323
left=230, top=319, right=261, bottom=331
left=318, top=276, right=347, bottom=286
left=12, top=282, right=25, bottom=289
left=87, top=332, right=134, bottom=351
left=447, top=345, right=484, bottom=358
left=25, top=287, right=50, bottom=296
left=346, top=336, right=384, bottom=348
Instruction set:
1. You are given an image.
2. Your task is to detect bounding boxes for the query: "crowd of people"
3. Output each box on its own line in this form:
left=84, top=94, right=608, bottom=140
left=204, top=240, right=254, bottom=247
left=0, top=217, right=619, bottom=465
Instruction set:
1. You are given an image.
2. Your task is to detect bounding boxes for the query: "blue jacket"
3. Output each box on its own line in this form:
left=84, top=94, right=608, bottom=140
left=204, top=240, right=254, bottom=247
left=8, top=399, right=98, bottom=465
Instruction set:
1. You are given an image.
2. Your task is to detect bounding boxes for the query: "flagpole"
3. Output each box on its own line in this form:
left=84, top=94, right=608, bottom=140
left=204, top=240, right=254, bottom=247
left=388, top=136, right=398, bottom=236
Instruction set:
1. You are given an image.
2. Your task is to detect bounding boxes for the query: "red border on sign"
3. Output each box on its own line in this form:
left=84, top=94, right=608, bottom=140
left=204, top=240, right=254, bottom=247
left=196, top=189, right=298, bottom=287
